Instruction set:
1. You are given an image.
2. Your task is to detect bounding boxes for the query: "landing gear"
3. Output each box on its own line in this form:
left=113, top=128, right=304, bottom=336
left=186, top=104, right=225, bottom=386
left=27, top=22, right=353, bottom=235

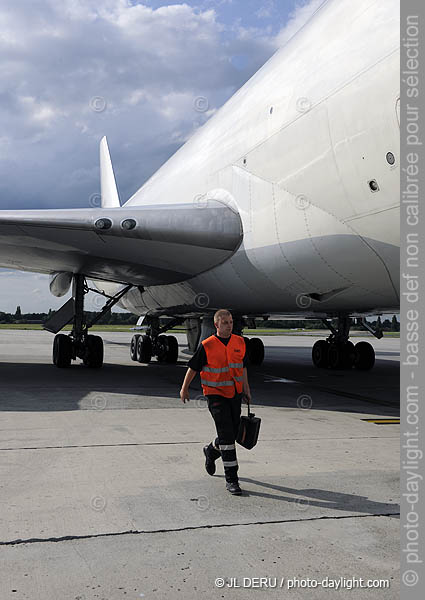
left=130, top=317, right=183, bottom=364
left=48, top=274, right=132, bottom=369
left=129, top=314, right=266, bottom=367
left=53, top=333, right=73, bottom=368
left=312, top=339, right=329, bottom=368
left=228, top=316, right=264, bottom=366
left=243, top=336, right=265, bottom=366
left=130, top=335, right=139, bottom=361
left=83, top=334, right=104, bottom=368
left=136, top=335, right=152, bottom=363
left=353, top=340, right=375, bottom=370
left=130, top=334, right=153, bottom=363
left=312, top=315, right=375, bottom=371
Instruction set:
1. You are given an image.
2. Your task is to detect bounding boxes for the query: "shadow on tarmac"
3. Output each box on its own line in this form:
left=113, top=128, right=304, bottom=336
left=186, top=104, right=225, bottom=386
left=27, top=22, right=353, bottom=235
left=0, top=342, right=399, bottom=416
left=219, top=476, right=400, bottom=517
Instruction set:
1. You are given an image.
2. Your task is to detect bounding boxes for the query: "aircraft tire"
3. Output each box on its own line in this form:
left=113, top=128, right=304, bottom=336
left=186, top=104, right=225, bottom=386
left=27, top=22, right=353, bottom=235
left=154, top=335, right=168, bottom=363
left=246, top=337, right=264, bottom=366
left=354, top=341, right=375, bottom=371
left=84, top=335, right=104, bottom=368
left=53, top=334, right=73, bottom=368
left=137, top=335, right=152, bottom=363
left=130, top=335, right=140, bottom=361
left=328, top=343, right=342, bottom=369
left=312, top=340, right=329, bottom=368
left=328, top=342, right=353, bottom=369
left=342, top=341, right=356, bottom=369
left=165, top=335, right=179, bottom=363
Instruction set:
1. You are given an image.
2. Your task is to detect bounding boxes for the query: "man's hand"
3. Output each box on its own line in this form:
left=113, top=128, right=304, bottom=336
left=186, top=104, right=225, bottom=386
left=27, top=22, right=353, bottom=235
left=180, top=387, right=190, bottom=403
left=242, top=367, right=251, bottom=404
left=180, top=368, right=197, bottom=403
left=242, top=391, right=251, bottom=404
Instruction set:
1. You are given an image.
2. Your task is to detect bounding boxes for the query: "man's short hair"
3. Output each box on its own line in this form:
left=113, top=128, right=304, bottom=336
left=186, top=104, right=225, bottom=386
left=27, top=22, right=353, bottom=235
left=214, top=309, right=232, bottom=325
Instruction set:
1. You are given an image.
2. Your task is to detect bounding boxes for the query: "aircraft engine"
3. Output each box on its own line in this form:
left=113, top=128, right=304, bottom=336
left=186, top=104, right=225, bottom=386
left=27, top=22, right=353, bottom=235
left=49, top=272, right=73, bottom=297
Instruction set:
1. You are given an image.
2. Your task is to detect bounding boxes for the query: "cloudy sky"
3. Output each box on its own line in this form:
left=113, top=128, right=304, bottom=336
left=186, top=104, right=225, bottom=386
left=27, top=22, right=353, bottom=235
left=0, top=0, right=323, bottom=312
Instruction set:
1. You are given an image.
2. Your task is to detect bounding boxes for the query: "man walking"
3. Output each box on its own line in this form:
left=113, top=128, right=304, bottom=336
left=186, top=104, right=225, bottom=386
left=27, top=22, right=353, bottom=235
left=180, top=309, right=251, bottom=495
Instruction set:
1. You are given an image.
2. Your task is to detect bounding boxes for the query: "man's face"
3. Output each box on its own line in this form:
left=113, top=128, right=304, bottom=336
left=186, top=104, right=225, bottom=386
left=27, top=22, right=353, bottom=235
left=215, top=314, right=233, bottom=338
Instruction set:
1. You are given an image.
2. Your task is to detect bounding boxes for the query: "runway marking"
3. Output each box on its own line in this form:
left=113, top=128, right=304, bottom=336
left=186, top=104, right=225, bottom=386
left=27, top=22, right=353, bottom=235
left=0, top=512, right=400, bottom=546
left=263, top=374, right=299, bottom=384
left=362, top=419, right=400, bottom=425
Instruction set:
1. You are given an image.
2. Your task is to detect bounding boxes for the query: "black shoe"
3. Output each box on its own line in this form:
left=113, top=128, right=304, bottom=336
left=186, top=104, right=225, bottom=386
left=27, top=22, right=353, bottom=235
left=226, top=481, right=242, bottom=495
left=203, top=445, right=216, bottom=476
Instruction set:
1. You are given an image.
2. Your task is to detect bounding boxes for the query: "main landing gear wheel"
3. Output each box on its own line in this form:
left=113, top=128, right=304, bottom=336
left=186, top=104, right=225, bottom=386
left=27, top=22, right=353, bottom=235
left=155, top=335, right=178, bottom=363
left=165, top=335, right=179, bottom=363
left=137, top=335, right=152, bottom=363
left=244, top=337, right=265, bottom=366
left=131, top=316, right=184, bottom=367
left=50, top=274, right=131, bottom=369
left=312, top=340, right=329, bottom=368
left=83, top=335, right=104, bottom=368
left=53, top=334, right=73, bottom=368
left=130, top=335, right=140, bottom=361
left=312, top=315, right=376, bottom=370
left=328, top=340, right=355, bottom=370
left=354, top=341, right=375, bottom=371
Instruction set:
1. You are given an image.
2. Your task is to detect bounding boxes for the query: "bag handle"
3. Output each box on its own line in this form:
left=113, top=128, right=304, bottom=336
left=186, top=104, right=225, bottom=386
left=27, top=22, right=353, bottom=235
left=243, top=394, right=255, bottom=418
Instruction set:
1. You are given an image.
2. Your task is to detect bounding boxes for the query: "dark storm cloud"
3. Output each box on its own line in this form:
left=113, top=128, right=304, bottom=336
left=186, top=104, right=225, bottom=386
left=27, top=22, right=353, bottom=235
left=0, top=0, right=322, bottom=311
left=0, top=0, right=281, bottom=209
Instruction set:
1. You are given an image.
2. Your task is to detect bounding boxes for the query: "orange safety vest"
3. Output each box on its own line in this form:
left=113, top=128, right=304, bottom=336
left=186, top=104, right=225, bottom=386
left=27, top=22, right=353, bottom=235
left=200, top=334, right=245, bottom=398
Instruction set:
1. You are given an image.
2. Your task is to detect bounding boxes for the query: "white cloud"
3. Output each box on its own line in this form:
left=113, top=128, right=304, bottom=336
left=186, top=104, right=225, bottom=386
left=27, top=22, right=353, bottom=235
left=0, top=0, right=322, bottom=311
left=0, top=0, right=276, bottom=209
left=275, top=0, right=327, bottom=48
left=0, top=271, right=67, bottom=313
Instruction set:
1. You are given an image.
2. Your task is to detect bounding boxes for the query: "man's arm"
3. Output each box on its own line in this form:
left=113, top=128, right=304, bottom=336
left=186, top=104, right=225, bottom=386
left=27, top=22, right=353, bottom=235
left=242, top=367, right=251, bottom=403
left=180, top=368, right=197, bottom=403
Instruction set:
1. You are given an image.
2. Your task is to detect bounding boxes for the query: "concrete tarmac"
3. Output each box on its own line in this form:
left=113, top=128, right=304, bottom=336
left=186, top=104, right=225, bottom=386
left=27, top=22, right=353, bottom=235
left=0, top=330, right=400, bottom=599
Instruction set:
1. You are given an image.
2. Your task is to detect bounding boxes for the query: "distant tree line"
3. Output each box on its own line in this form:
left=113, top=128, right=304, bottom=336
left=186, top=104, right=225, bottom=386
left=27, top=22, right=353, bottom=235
left=262, top=316, right=399, bottom=332
left=0, top=308, right=400, bottom=332
left=0, top=306, right=138, bottom=325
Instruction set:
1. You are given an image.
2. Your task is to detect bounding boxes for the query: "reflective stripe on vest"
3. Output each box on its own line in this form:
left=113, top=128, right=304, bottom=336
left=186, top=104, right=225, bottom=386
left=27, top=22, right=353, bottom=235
left=200, top=334, right=245, bottom=398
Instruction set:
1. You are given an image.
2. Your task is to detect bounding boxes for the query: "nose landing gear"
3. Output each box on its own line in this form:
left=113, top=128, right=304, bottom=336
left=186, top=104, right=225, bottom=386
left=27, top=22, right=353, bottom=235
left=312, top=315, right=376, bottom=371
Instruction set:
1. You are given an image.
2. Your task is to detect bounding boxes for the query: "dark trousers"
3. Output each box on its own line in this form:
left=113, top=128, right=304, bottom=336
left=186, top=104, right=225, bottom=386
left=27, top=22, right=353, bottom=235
left=207, top=394, right=242, bottom=482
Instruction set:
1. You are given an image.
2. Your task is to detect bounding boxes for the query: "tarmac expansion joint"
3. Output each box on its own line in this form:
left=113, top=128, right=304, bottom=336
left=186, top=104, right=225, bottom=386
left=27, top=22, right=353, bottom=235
left=1, top=512, right=400, bottom=547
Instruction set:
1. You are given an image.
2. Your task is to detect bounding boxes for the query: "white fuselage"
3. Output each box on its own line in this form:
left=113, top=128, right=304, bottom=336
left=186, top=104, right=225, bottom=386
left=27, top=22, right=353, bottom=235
left=118, top=0, right=400, bottom=318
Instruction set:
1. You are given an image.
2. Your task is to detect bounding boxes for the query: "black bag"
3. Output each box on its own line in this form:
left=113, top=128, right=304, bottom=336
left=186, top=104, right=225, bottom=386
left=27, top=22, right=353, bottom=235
left=236, top=398, right=261, bottom=449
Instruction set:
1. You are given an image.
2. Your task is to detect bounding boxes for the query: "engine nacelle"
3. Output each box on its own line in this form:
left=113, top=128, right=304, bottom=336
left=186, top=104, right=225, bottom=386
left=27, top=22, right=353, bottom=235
left=49, top=272, right=73, bottom=297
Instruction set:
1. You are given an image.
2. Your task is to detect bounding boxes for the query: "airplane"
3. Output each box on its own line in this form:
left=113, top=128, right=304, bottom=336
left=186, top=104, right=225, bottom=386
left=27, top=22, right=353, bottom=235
left=0, top=0, right=400, bottom=372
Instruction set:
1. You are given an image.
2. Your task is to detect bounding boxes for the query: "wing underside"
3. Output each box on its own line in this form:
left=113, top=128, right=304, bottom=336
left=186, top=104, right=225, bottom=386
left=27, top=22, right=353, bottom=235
left=0, top=201, right=243, bottom=286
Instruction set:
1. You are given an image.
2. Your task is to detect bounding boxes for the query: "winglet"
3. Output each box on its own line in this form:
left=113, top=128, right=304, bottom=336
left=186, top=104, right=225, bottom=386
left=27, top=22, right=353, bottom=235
left=100, top=136, right=120, bottom=208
